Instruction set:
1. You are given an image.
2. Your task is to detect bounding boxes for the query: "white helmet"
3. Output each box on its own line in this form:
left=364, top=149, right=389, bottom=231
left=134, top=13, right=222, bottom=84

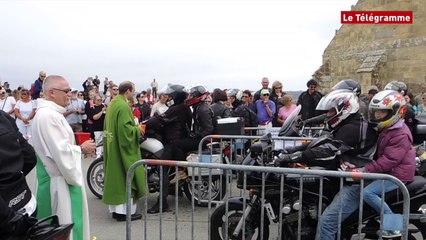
left=368, top=90, right=406, bottom=131
left=316, top=90, right=359, bottom=129
left=226, top=88, right=242, bottom=100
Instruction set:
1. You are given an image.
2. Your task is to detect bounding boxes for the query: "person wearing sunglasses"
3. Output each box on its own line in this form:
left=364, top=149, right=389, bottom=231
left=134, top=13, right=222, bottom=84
left=270, top=80, right=285, bottom=127
left=254, top=89, right=275, bottom=134
left=14, top=89, right=36, bottom=144
left=0, top=88, right=16, bottom=118
left=104, top=85, right=119, bottom=106
left=32, top=71, right=46, bottom=100
left=32, top=75, right=96, bottom=240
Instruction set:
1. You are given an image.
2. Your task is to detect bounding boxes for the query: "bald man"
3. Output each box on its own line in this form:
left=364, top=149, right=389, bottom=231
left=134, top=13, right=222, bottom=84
left=32, top=75, right=95, bottom=240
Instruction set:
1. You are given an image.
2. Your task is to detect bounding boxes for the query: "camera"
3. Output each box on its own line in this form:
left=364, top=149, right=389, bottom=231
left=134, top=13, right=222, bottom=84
left=93, top=78, right=100, bottom=86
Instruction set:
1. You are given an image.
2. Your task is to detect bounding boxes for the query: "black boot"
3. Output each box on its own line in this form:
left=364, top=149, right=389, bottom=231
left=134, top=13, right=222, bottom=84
left=112, top=212, right=142, bottom=222
left=147, top=200, right=169, bottom=214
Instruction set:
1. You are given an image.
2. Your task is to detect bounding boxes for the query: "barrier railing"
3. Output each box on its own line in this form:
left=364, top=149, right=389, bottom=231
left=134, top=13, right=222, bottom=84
left=125, top=159, right=416, bottom=240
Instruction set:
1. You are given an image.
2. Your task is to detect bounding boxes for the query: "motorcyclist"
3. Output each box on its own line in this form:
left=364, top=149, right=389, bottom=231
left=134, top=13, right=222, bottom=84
left=185, top=85, right=215, bottom=139
left=276, top=90, right=379, bottom=240
left=145, top=84, right=192, bottom=144
left=276, top=90, right=378, bottom=169
left=146, top=84, right=192, bottom=214
left=147, top=85, right=214, bottom=213
left=315, top=89, right=415, bottom=240
left=301, top=79, right=363, bottom=128
left=0, top=110, right=38, bottom=239
left=331, top=79, right=373, bottom=119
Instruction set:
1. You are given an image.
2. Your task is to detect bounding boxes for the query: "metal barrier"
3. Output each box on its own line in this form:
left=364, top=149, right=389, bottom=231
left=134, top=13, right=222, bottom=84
left=125, top=159, right=417, bottom=240
left=197, top=134, right=318, bottom=165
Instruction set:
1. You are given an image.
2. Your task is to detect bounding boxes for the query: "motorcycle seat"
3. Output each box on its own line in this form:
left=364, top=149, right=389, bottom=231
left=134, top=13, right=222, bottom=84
left=405, top=176, right=426, bottom=193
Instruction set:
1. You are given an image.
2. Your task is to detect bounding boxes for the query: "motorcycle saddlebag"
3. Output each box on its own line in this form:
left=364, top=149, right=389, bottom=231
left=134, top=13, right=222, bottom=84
left=217, top=117, right=244, bottom=135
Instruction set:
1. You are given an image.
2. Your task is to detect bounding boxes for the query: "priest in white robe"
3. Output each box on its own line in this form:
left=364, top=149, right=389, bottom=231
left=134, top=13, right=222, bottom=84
left=32, top=75, right=96, bottom=240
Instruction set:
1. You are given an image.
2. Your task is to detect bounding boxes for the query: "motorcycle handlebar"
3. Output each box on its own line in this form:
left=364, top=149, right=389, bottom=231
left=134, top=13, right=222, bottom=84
left=302, top=114, right=326, bottom=125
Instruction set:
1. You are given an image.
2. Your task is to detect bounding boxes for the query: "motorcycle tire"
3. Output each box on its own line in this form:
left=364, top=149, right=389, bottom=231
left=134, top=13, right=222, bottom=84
left=87, top=157, right=104, bottom=199
left=210, top=203, right=269, bottom=240
left=183, top=174, right=227, bottom=207
left=408, top=219, right=426, bottom=240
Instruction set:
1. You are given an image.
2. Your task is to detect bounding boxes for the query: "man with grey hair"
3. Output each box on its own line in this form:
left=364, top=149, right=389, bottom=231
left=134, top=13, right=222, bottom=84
left=32, top=75, right=95, bottom=240
left=253, top=77, right=272, bottom=102
left=32, top=71, right=46, bottom=99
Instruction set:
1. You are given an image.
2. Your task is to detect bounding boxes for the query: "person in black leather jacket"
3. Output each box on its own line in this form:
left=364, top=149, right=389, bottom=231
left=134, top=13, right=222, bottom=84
left=277, top=90, right=379, bottom=240
left=145, top=84, right=192, bottom=144
left=278, top=90, right=378, bottom=169
left=210, top=88, right=231, bottom=119
left=0, top=110, right=37, bottom=239
left=147, top=84, right=207, bottom=214
left=147, top=85, right=214, bottom=213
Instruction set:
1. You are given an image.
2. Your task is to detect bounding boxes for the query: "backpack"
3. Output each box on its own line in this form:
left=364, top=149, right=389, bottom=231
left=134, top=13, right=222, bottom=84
left=232, top=105, right=258, bottom=127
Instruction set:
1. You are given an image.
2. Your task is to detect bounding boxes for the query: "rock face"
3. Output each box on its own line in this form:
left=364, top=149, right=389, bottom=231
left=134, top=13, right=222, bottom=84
left=314, top=0, right=426, bottom=95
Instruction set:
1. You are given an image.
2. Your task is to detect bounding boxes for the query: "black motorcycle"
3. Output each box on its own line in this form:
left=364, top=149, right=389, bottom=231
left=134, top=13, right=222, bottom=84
left=210, top=106, right=426, bottom=240
left=86, top=131, right=231, bottom=207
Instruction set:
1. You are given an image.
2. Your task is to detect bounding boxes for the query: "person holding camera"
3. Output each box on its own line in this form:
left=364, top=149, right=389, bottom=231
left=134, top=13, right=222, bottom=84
left=87, top=94, right=107, bottom=158
left=64, top=89, right=85, bottom=132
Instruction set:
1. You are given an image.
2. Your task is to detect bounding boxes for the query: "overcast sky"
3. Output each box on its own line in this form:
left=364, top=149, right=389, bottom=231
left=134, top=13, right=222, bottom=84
left=0, top=0, right=358, bottom=92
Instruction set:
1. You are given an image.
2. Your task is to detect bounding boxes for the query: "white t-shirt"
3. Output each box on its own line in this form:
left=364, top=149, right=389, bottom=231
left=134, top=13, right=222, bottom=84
left=15, top=100, right=36, bottom=126
left=0, top=96, right=16, bottom=118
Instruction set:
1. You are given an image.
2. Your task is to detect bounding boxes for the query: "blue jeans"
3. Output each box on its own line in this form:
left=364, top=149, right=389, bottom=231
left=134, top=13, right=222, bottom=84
left=315, top=185, right=361, bottom=240
left=363, top=180, right=398, bottom=215
left=363, top=180, right=400, bottom=231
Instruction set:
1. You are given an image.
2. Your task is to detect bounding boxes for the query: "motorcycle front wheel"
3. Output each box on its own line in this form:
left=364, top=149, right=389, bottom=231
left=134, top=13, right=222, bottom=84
left=183, top=175, right=227, bottom=207
left=87, top=157, right=104, bottom=199
left=210, top=203, right=269, bottom=240
left=407, top=219, right=426, bottom=240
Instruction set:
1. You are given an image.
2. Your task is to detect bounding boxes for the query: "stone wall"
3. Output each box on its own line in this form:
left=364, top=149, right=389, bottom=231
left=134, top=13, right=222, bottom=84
left=314, top=0, right=426, bottom=95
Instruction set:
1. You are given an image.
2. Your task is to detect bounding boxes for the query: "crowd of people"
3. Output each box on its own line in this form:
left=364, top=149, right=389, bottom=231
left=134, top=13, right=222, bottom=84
left=0, top=71, right=420, bottom=239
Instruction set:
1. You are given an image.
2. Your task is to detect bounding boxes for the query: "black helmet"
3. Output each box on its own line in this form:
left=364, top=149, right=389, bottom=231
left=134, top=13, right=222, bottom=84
left=331, top=79, right=362, bottom=96
left=185, top=85, right=209, bottom=106
left=384, top=81, right=408, bottom=96
left=162, top=84, right=186, bottom=106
